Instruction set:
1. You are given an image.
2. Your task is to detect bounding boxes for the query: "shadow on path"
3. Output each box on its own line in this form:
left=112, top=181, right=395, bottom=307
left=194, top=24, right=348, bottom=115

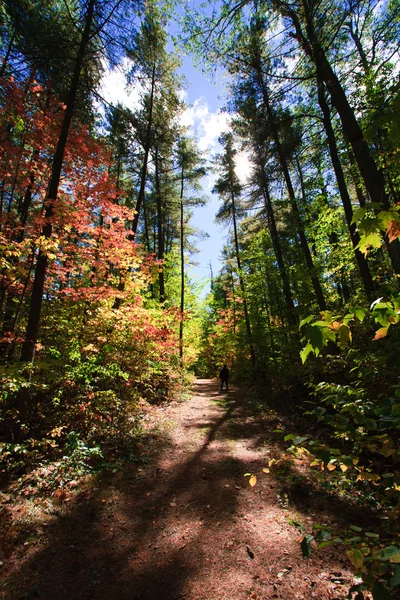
left=2, top=379, right=355, bottom=600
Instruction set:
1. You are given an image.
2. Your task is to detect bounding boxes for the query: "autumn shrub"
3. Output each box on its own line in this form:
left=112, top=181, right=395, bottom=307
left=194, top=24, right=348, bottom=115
left=0, top=282, right=184, bottom=480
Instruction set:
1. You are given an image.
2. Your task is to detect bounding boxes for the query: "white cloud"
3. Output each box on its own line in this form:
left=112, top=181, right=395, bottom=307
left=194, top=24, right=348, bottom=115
left=100, top=63, right=230, bottom=160
left=180, top=97, right=230, bottom=154
left=180, top=98, right=252, bottom=184
left=99, top=58, right=141, bottom=111
left=177, top=88, right=189, bottom=103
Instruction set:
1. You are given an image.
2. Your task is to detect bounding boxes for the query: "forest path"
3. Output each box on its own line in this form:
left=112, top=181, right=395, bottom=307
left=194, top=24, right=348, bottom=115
left=4, top=379, right=356, bottom=600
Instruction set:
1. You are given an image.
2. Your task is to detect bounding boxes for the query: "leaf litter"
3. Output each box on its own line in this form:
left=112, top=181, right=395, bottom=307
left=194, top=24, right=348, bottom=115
left=1, top=379, right=368, bottom=599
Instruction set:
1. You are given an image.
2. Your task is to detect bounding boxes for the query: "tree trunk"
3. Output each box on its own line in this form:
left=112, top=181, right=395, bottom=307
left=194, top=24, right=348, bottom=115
left=155, top=147, right=165, bottom=303
left=317, top=81, right=375, bottom=299
left=0, top=28, right=17, bottom=78
left=283, top=1, right=400, bottom=275
left=179, top=167, right=185, bottom=366
left=132, top=63, right=156, bottom=236
left=0, top=150, right=39, bottom=359
left=142, top=195, right=151, bottom=253
left=230, top=189, right=256, bottom=372
left=259, top=156, right=297, bottom=323
left=20, top=0, right=96, bottom=363
left=257, top=73, right=327, bottom=310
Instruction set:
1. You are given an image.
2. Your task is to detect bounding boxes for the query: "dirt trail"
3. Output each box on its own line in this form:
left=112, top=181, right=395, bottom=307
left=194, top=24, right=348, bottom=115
left=3, top=379, right=355, bottom=599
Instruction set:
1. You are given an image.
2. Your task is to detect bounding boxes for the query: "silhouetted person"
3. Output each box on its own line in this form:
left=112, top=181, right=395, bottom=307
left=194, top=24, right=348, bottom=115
left=219, top=364, right=229, bottom=391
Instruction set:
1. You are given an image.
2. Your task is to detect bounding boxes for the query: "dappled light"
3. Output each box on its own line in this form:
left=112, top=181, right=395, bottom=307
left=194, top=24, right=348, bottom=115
left=3, top=381, right=356, bottom=599
left=1, top=0, right=400, bottom=598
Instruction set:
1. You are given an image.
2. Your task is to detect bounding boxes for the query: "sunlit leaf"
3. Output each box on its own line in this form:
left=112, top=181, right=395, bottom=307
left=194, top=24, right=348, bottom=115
left=354, top=306, right=367, bottom=322
left=359, top=471, right=381, bottom=481
left=357, top=233, right=382, bottom=255
left=300, top=343, right=314, bottom=364
left=339, top=323, right=351, bottom=346
left=346, top=548, right=364, bottom=569
left=299, top=315, right=314, bottom=328
left=373, top=326, right=389, bottom=340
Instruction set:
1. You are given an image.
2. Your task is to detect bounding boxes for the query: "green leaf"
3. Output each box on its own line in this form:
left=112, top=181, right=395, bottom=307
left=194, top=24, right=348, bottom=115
left=353, top=413, right=367, bottom=424
left=315, top=449, right=331, bottom=465
left=354, top=306, right=367, bottom=322
left=299, top=315, right=314, bottom=329
left=390, top=565, right=400, bottom=587
left=351, top=207, right=367, bottom=224
left=349, top=525, right=363, bottom=532
left=301, top=535, right=314, bottom=558
left=386, top=546, right=400, bottom=563
left=371, top=546, right=400, bottom=562
left=293, top=436, right=308, bottom=445
left=377, top=210, right=399, bottom=229
left=315, top=407, right=326, bottom=418
left=318, top=529, right=332, bottom=541
left=372, top=581, right=391, bottom=600
left=343, top=313, right=354, bottom=325
left=288, top=520, right=304, bottom=531
left=306, top=324, right=324, bottom=352
left=300, top=343, right=314, bottom=364
left=346, top=548, right=364, bottom=569
left=357, top=232, right=382, bottom=255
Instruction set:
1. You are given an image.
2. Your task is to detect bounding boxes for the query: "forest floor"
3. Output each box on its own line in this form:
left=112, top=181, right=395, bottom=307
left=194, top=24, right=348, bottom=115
left=1, top=379, right=368, bottom=600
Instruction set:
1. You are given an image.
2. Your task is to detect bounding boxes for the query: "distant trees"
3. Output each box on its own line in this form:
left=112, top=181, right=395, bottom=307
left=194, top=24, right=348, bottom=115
left=213, top=133, right=256, bottom=371
left=175, top=136, right=207, bottom=364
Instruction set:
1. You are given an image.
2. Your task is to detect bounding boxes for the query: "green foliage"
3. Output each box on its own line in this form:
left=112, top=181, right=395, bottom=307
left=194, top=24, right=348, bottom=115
left=298, top=522, right=400, bottom=598
left=281, top=373, right=400, bottom=593
left=352, top=205, right=400, bottom=254
left=299, top=294, right=400, bottom=362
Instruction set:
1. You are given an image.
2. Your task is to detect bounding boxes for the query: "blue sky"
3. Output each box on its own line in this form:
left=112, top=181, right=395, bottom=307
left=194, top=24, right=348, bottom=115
left=177, top=54, right=229, bottom=290
left=99, top=43, right=252, bottom=293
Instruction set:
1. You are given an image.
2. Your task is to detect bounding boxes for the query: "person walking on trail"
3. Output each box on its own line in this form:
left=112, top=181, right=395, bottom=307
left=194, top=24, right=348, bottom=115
left=219, top=364, right=229, bottom=391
